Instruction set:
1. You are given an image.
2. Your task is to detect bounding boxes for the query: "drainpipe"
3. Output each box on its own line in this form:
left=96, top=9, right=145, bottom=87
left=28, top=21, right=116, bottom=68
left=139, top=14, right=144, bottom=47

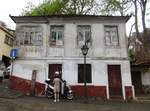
left=106, top=85, right=109, bottom=99
left=132, top=85, right=136, bottom=100
left=122, top=85, right=126, bottom=100
left=11, top=58, right=14, bottom=76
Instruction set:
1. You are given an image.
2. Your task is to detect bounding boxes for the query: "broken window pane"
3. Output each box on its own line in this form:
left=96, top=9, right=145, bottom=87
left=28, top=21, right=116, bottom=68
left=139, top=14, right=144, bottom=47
left=50, top=25, right=64, bottom=46
left=15, top=26, right=43, bottom=46
left=24, top=32, right=30, bottom=45
left=77, top=25, right=91, bottom=47
left=104, top=26, right=119, bottom=46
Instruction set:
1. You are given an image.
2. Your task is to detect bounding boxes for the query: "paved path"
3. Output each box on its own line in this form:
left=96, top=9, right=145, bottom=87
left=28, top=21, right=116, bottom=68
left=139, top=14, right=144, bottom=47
left=0, top=96, right=150, bottom=111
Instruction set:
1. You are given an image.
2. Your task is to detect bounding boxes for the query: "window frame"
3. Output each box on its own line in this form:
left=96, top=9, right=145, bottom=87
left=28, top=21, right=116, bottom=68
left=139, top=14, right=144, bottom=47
left=78, top=64, right=92, bottom=83
left=77, top=25, right=92, bottom=47
left=49, top=25, right=64, bottom=47
left=104, top=25, right=119, bottom=47
left=15, top=26, right=43, bottom=46
left=4, top=35, right=14, bottom=47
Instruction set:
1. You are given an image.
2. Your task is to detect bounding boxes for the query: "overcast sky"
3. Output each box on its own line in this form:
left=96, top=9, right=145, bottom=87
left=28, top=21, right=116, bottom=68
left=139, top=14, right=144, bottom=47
left=0, top=0, right=39, bottom=29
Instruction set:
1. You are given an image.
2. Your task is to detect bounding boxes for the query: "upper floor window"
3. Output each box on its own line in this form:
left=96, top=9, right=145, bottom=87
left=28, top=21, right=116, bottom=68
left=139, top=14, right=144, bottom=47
left=4, top=35, right=13, bottom=47
left=104, top=25, right=119, bottom=46
left=15, top=26, right=43, bottom=46
left=49, top=25, right=64, bottom=46
left=77, top=25, right=91, bottom=47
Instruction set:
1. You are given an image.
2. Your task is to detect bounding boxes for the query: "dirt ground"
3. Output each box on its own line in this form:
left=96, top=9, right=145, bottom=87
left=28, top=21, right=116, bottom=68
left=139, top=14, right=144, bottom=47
left=0, top=96, right=150, bottom=111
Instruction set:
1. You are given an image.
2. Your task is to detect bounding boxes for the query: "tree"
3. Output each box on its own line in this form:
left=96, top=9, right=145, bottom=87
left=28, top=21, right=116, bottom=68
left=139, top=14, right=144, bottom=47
left=99, top=0, right=131, bottom=16
left=64, top=0, right=98, bottom=15
left=21, top=0, right=99, bottom=16
left=22, top=0, right=67, bottom=16
left=131, top=0, right=139, bottom=36
left=21, top=1, right=36, bottom=16
left=128, top=0, right=150, bottom=64
left=139, top=0, right=148, bottom=31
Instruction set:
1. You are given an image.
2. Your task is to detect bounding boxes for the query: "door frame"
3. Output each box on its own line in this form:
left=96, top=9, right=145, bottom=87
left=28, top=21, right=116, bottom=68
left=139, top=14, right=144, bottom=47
left=48, top=63, right=62, bottom=80
left=107, top=64, right=123, bottom=99
left=131, top=71, right=142, bottom=95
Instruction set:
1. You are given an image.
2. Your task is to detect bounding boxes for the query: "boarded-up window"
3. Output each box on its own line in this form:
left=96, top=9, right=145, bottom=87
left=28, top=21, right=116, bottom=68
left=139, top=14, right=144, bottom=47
left=49, top=25, right=64, bottom=46
left=77, top=25, right=91, bottom=47
left=104, top=25, right=119, bottom=46
left=15, top=26, right=43, bottom=46
left=78, top=64, right=92, bottom=83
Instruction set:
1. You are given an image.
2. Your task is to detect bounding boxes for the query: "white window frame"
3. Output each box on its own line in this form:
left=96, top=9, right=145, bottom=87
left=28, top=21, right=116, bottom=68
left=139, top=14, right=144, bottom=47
left=49, top=25, right=64, bottom=46
left=104, top=25, right=119, bottom=46
left=77, top=25, right=91, bottom=47
left=15, top=26, right=43, bottom=46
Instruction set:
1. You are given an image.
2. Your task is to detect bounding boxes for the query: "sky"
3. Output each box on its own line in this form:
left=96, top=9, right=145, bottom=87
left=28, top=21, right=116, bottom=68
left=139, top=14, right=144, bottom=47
left=0, top=0, right=40, bottom=29
left=0, top=0, right=149, bottom=35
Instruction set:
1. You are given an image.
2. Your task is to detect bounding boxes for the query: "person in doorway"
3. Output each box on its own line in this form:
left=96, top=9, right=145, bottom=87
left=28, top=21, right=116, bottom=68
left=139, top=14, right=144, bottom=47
left=53, top=71, right=61, bottom=102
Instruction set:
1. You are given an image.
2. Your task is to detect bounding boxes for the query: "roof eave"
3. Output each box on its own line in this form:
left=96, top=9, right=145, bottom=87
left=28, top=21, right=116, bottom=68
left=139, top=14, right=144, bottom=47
left=9, top=14, right=131, bottom=23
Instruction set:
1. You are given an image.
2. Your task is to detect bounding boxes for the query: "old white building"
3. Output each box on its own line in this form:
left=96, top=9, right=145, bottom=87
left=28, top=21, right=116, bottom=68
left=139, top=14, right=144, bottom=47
left=10, top=15, right=133, bottom=100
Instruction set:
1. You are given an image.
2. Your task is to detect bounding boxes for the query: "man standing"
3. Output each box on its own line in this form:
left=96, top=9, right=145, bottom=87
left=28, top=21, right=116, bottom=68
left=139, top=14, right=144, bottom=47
left=53, top=71, right=61, bottom=102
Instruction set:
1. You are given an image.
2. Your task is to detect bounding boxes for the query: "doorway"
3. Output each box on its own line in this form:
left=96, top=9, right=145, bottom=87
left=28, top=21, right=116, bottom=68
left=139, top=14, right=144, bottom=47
left=131, top=71, right=142, bottom=95
left=48, top=64, right=62, bottom=80
left=108, top=65, right=122, bottom=98
left=2, top=55, right=11, bottom=67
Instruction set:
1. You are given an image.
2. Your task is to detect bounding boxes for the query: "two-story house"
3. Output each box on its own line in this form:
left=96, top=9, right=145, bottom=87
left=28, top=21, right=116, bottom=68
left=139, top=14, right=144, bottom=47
left=10, top=15, right=133, bottom=100
left=0, top=22, right=15, bottom=67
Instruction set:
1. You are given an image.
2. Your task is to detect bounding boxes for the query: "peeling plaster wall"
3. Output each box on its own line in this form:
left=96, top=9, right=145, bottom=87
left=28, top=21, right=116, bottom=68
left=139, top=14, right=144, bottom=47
left=12, top=18, right=132, bottom=98
left=15, top=21, right=128, bottom=59
left=15, top=24, right=47, bottom=58
left=13, top=59, right=131, bottom=86
left=13, top=60, right=46, bottom=83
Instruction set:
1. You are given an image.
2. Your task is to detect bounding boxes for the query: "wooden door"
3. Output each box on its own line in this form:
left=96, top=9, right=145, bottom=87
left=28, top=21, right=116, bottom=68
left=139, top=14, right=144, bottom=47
left=49, top=64, right=62, bottom=80
left=108, top=65, right=122, bottom=98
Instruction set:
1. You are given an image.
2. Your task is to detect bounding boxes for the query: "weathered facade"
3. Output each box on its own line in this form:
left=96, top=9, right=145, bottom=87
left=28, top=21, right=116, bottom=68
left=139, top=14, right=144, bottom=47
left=10, top=15, right=133, bottom=100
left=0, top=23, right=15, bottom=67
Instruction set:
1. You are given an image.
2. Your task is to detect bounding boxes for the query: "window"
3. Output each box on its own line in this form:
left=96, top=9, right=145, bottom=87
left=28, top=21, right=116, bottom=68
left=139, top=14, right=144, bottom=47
left=77, top=25, right=91, bottom=47
left=4, top=35, right=14, bottom=46
left=50, top=25, right=64, bottom=46
left=104, top=25, right=119, bottom=46
left=78, top=64, right=92, bottom=83
left=15, top=26, right=43, bottom=46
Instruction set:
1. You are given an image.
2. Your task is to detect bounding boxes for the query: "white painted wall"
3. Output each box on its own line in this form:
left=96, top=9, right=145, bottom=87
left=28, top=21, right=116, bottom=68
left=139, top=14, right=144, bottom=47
left=64, top=24, right=77, bottom=57
left=12, top=17, right=132, bottom=99
left=15, top=21, right=128, bottom=59
left=13, top=60, right=46, bottom=83
left=92, top=24, right=104, bottom=57
left=13, top=59, right=131, bottom=86
left=142, top=69, right=150, bottom=85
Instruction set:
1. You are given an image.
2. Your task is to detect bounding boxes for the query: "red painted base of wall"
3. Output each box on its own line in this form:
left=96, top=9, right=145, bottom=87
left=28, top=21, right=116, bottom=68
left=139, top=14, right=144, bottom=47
left=9, top=76, right=133, bottom=99
left=125, top=86, right=133, bottom=99
left=9, top=76, right=45, bottom=95
left=71, top=85, right=107, bottom=98
left=9, top=76, right=107, bottom=98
